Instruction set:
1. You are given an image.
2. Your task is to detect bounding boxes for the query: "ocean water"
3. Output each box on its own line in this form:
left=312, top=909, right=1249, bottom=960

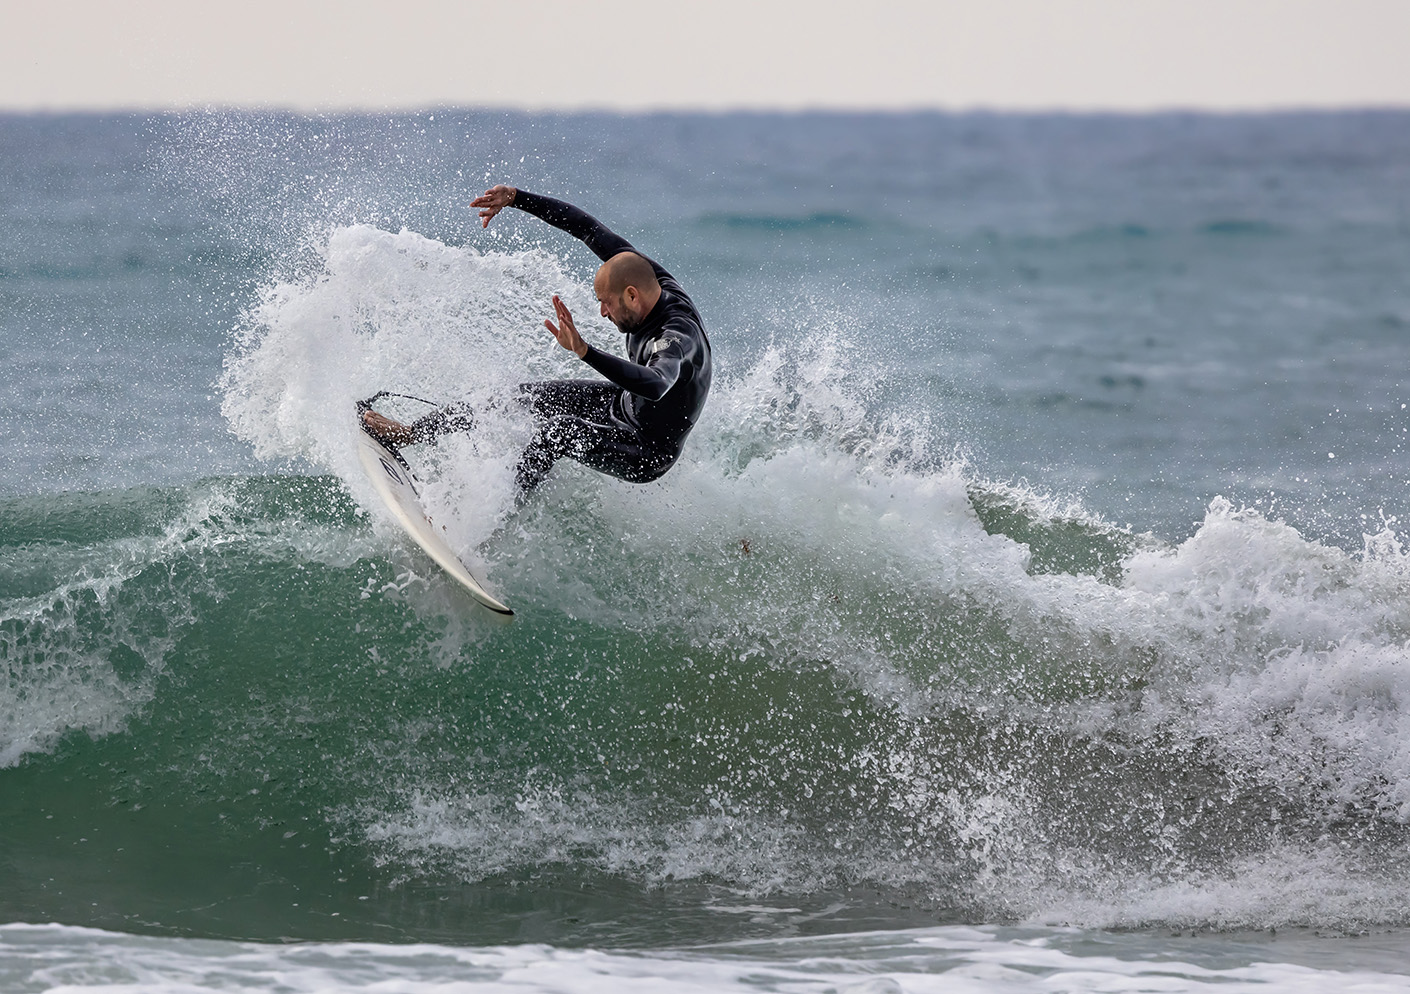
left=3, top=109, right=1410, bottom=991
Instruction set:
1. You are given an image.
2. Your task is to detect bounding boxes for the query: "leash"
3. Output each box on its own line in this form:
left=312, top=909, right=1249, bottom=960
left=355, top=390, right=442, bottom=414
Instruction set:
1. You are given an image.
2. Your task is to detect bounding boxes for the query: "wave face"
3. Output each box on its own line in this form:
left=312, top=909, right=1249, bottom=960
left=6, top=215, right=1410, bottom=946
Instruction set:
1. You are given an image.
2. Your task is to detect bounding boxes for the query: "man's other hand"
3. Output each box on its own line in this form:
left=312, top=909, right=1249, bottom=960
left=544, top=295, right=589, bottom=358
left=471, top=185, right=517, bottom=227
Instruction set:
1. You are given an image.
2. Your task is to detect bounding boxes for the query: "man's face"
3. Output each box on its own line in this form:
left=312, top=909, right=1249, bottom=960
left=594, top=273, right=640, bottom=333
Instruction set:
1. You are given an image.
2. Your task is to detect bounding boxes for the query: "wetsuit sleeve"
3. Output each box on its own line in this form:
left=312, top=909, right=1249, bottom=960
left=581, top=333, right=687, bottom=403
left=512, top=189, right=635, bottom=263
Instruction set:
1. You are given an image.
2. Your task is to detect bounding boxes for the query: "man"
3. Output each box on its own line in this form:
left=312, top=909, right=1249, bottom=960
left=362, top=184, right=712, bottom=500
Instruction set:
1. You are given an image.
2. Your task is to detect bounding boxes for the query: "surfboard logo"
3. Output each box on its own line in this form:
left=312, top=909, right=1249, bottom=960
left=379, top=457, right=404, bottom=485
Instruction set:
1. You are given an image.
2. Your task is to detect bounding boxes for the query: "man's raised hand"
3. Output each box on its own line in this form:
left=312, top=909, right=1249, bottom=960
left=544, top=295, right=589, bottom=358
left=471, top=185, right=517, bottom=228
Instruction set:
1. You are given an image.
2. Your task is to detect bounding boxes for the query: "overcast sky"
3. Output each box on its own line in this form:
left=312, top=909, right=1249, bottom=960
left=3, top=0, right=1408, bottom=113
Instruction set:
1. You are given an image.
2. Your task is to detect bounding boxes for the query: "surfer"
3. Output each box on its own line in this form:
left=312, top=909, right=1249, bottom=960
left=361, top=185, right=712, bottom=500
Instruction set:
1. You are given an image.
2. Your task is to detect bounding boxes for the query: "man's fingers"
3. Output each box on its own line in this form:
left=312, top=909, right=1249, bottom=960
left=472, top=187, right=513, bottom=228
left=472, top=186, right=513, bottom=209
left=544, top=296, right=585, bottom=355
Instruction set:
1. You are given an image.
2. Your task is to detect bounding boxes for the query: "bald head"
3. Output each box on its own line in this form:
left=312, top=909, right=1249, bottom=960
left=597, top=252, right=660, bottom=296
left=593, top=251, right=662, bottom=333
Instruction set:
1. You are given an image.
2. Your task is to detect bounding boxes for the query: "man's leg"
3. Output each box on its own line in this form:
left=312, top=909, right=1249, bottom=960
left=367, top=380, right=604, bottom=450
left=513, top=381, right=676, bottom=499
left=360, top=401, right=475, bottom=448
left=406, top=402, right=476, bottom=443
left=512, top=381, right=618, bottom=496
left=365, top=381, right=676, bottom=499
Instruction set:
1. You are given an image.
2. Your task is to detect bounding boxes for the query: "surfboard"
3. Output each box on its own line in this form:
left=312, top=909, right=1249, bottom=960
left=354, top=423, right=514, bottom=617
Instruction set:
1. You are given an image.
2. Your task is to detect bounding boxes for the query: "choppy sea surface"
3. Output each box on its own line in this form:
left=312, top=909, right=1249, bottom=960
left=3, top=109, right=1410, bottom=991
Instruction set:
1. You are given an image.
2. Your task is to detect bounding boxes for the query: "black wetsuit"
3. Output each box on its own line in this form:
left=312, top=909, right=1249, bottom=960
left=413, top=190, right=712, bottom=497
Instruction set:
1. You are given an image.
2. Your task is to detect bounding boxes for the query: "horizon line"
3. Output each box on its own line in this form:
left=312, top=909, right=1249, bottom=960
left=5, top=99, right=1410, bottom=118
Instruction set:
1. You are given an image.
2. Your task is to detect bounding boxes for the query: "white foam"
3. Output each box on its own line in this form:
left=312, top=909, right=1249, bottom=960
left=1027, top=842, right=1410, bottom=931
left=1123, top=498, right=1410, bottom=819
left=359, top=783, right=854, bottom=895
left=3, top=921, right=1409, bottom=994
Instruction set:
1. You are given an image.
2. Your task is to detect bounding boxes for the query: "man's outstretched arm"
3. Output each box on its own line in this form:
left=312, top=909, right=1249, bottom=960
left=471, top=185, right=633, bottom=262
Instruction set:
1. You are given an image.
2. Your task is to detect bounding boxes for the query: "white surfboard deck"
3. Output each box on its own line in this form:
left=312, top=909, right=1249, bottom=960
left=355, top=426, right=513, bottom=617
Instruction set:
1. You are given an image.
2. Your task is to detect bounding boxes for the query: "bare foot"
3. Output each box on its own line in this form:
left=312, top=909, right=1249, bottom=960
left=362, top=410, right=414, bottom=448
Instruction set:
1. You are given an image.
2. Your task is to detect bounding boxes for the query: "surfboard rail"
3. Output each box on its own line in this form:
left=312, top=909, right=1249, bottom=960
left=354, top=425, right=514, bottom=617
